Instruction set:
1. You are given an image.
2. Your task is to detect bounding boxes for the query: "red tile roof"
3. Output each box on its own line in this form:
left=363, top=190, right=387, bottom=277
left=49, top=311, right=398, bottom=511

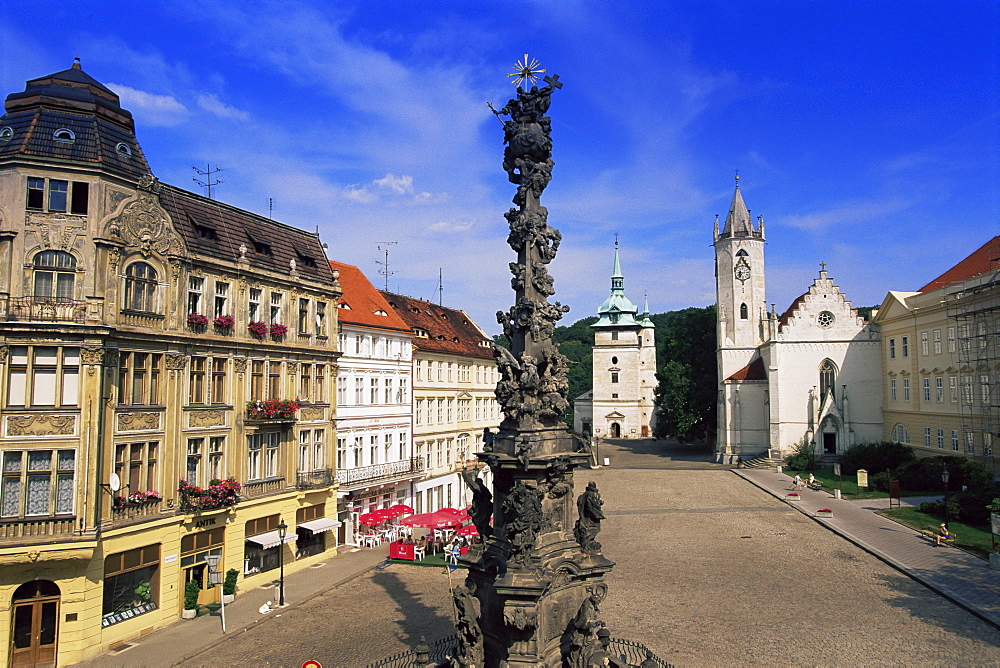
left=725, top=357, right=767, bottom=382
left=918, top=236, right=1000, bottom=293
left=380, top=291, right=494, bottom=360
left=777, top=293, right=807, bottom=331
left=328, top=261, right=410, bottom=332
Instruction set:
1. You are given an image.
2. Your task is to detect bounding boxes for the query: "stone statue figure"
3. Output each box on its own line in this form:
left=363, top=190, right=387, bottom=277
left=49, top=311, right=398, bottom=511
left=503, top=481, right=543, bottom=567
left=452, top=583, right=484, bottom=667
left=564, top=589, right=604, bottom=668
left=573, top=482, right=605, bottom=553
left=461, top=469, right=493, bottom=538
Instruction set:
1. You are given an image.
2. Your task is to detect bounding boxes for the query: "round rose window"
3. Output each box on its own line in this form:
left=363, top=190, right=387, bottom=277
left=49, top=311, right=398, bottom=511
left=817, top=311, right=835, bottom=328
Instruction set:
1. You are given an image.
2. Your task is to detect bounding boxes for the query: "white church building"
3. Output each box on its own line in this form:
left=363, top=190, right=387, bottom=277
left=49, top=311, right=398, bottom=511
left=715, top=176, right=883, bottom=462
left=575, top=243, right=657, bottom=439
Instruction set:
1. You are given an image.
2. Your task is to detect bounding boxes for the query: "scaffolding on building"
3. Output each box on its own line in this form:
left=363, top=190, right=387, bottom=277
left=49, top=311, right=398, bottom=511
left=945, top=239, right=1000, bottom=476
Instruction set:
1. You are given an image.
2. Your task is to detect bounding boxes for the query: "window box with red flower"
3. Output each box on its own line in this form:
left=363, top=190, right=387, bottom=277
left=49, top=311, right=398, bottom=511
left=214, top=315, right=235, bottom=331
left=177, top=477, right=240, bottom=513
left=187, top=313, right=208, bottom=329
left=246, top=398, right=300, bottom=422
left=269, top=323, right=288, bottom=339
left=248, top=320, right=268, bottom=337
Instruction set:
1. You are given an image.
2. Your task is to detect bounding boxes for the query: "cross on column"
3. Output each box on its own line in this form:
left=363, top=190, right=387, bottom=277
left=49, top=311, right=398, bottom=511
left=820, top=261, right=827, bottom=272
left=544, top=73, right=563, bottom=89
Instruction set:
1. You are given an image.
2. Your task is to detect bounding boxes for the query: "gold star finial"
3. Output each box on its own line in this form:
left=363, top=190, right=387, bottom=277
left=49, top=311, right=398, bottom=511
left=507, top=53, right=546, bottom=90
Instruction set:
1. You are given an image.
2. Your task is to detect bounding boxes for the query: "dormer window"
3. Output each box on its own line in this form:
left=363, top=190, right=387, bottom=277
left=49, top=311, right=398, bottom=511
left=0, top=127, right=12, bottom=140
left=338, top=302, right=351, bottom=310
left=252, top=241, right=271, bottom=255
left=374, top=310, right=388, bottom=316
left=116, top=142, right=132, bottom=157
left=194, top=225, right=218, bottom=240
left=53, top=128, right=75, bottom=143
left=295, top=250, right=317, bottom=267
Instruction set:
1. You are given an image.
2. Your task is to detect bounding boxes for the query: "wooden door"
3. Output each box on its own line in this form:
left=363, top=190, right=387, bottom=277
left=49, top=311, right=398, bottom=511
left=10, top=597, right=58, bottom=668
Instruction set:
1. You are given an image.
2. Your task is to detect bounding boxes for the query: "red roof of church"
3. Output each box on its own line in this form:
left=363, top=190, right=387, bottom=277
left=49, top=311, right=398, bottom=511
left=918, top=236, right=1000, bottom=293
left=329, top=261, right=410, bottom=332
left=726, top=357, right=767, bottom=382
left=777, top=293, right=807, bottom=331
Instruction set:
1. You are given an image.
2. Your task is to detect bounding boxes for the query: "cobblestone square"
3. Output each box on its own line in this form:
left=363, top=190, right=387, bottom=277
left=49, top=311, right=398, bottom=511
left=191, top=456, right=1000, bottom=666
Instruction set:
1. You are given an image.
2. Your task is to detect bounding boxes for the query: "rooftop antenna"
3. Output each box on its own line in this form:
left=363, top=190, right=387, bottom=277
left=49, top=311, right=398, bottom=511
left=376, top=242, right=397, bottom=292
left=269, top=198, right=274, bottom=220
left=438, top=268, right=444, bottom=306
left=192, top=164, right=223, bottom=199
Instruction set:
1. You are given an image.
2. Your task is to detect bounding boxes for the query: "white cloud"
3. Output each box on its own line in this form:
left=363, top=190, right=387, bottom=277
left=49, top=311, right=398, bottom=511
left=375, top=173, right=414, bottom=195
left=782, top=198, right=917, bottom=232
left=342, top=184, right=378, bottom=204
left=196, top=93, right=250, bottom=121
left=429, top=219, right=474, bottom=233
left=107, top=83, right=188, bottom=126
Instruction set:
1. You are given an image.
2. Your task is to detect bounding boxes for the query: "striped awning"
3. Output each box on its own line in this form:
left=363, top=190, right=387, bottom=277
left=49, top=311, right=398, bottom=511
left=246, top=530, right=298, bottom=550
left=297, top=518, right=340, bottom=534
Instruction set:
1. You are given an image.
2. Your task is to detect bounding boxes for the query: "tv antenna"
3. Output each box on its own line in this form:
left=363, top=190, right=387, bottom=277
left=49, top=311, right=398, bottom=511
left=268, top=198, right=274, bottom=220
left=192, top=164, right=223, bottom=199
left=376, top=242, right=397, bottom=291
left=438, top=268, right=444, bottom=306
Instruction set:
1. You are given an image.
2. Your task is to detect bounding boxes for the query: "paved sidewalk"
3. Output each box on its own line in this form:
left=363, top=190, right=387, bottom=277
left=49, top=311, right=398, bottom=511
left=735, top=467, right=1000, bottom=629
left=74, top=544, right=390, bottom=667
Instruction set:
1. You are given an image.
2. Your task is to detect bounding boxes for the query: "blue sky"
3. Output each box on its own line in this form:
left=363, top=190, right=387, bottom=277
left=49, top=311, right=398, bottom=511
left=1, top=1, right=997, bottom=335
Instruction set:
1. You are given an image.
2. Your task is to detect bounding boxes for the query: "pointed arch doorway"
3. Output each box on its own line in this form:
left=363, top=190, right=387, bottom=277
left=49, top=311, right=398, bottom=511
left=820, top=416, right=839, bottom=455
left=10, top=580, right=60, bottom=667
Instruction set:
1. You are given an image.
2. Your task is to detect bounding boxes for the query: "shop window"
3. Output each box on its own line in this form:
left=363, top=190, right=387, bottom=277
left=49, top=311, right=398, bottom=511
left=244, top=515, right=281, bottom=574
left=295, top=504, right=327, bottom=559
left=8, top=346, right=79, bottom=407
left=102, top=544, right=160, bottom=627
left=181, top=528, right=224, bottom=599
left=123, top=262, right=158, bottom=313
left=1, top=450, right=75, bottom=517
left=32, top=250, right=76, bottom=300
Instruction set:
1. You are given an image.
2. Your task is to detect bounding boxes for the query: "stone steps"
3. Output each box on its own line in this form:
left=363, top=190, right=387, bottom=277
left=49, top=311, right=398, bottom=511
left=740, top=456, right=785, bottom=469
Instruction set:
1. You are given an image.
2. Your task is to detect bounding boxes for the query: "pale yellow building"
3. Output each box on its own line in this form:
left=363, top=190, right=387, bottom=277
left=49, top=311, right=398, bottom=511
left=873, top=236, right=999, bottom=472
left=0, top=62, right=342, bottom=666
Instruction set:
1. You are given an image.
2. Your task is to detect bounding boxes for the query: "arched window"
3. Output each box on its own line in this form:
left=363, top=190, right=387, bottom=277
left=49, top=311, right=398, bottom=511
left=124, top=262, right=158, bottom=313
left=892, top=423, right=910, bottom=443
left=820, top=359, right=837, bottom=399
left=53, top=128, right=75, bottom=142
left=740, top=303, right=748, bottom=320
left=33, top=250, right=76, bottom=301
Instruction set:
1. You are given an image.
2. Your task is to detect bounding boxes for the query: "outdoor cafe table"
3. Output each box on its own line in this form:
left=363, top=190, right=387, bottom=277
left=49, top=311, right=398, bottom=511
left=389, top=540, right=415, bottom=560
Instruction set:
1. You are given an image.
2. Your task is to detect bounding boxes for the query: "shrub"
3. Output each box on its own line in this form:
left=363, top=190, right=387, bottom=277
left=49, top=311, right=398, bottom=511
left=223, top=568, right=239, bottom=596
left=784, top=437, right=818, bottom=470
left=868, top=470, right=892, bottom=492
left=838, top=441, right=915, bottom=475
left=184, top=580, right=200, bottom=610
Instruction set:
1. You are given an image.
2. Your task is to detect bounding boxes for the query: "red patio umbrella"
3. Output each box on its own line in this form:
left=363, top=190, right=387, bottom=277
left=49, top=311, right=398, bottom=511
left=438, top=507, right=464, bottom=517
left=379, top=507, right=405, bottom=519
left=399, top=510, right=464, bottom=529
left=358, top=513, right=383, bottom=526
left=456, top=524, right=479, bottom=536
left=390, top=503, right=414, bottom=515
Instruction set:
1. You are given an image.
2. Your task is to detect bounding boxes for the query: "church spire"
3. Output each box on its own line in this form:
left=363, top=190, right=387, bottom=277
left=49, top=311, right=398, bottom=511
left=721, top=173, right=754, bottom=237
left=594, top=237, right=639, bottom=328
left=611, top=237, right=624, bottom=293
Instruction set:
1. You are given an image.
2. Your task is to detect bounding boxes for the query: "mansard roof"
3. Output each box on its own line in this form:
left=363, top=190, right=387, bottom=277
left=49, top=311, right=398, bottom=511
left=380, top=291, right=494, bottom=360
left=0, top=60, right=150, bottom=179
left=157, top=184, right=335, bottom=285
left=329, top=261, right=410, bottom=333
left=918, top=236, right=1000, bottom=293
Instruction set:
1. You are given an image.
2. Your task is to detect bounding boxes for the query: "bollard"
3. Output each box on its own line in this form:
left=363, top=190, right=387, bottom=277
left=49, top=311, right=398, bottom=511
left=776, top=465, right=782, bottom=474
left=834, top=489, right=841, bottom=500
left=603, top=457, right=610, bottom=466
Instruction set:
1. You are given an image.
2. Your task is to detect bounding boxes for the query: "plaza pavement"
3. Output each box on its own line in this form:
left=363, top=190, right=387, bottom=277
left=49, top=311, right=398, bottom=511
left=75, top=439, right=1000, bottom=666
left=735, top=465, right=1000, bottom=629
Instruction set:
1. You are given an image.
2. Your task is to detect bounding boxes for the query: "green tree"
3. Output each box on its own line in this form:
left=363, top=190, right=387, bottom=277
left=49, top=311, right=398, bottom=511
left=653, top=305, right=717, bottom=443
left=554, top=316, right=597, bottom=428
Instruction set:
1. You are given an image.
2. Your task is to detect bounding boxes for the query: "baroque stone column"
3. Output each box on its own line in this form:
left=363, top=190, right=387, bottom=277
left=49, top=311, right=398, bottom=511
left=455, top=61, right=614, bottom=668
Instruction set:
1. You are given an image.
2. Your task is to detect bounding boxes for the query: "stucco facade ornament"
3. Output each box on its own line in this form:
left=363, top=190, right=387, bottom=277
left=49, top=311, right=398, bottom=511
left=188, top=410, right=226, bottom=428
left=233, top=357, right=248, bottom=374
left=300, top=407, right=324, bottom=421
left=7, top=414, right=76, bottom=436
left=0, top=345, right=8, bottom=362
left=165, top=353, right=187, bottom=371
left=102, top=183, right=183, bottom=258
left=117, top=412, right=160, bottom=432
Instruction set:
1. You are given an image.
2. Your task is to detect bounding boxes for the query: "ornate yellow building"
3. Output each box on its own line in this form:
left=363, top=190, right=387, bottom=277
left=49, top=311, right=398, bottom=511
left=0, top=61, right=341, bottom=665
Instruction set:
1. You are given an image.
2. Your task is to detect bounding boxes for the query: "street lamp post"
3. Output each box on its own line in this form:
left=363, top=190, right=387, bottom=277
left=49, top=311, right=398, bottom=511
left=204, top=554, right=226, bottom=633
left=941, top=466, right=951, bottom=524
left=277, top=519, right=287, bottom=607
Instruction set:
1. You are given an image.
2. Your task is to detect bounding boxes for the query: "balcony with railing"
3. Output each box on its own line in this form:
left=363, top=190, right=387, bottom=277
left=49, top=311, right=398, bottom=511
left=108, top=494, right=164, bottom=527
left=1, top=296, right=101, bottom=324
left=336, top=457, right=424, bottom=490
left=296, top=468, right=334, bottom=490
left=242, top=477, right=287, bottom=499
left=0, top=515, right=87, bottom=545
